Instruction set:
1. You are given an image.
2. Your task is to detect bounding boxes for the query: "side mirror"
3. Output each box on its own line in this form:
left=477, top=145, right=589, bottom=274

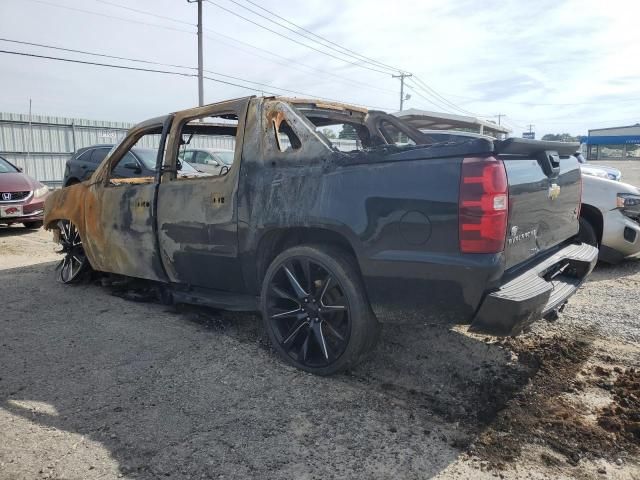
left=176, top=160, right=183, bottom=171
left=17, top=167, right=23, bottom=172
left=124, top=162, right=142, bottom=174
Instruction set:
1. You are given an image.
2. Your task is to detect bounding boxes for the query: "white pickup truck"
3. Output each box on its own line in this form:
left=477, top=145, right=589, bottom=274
left=580, top=175, right=640, bottom=263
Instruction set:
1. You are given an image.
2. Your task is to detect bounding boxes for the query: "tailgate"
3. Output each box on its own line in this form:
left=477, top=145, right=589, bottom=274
left=497, top=139, right=581, bottom=270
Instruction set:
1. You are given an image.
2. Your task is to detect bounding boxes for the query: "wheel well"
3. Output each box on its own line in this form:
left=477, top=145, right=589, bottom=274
left=580, top=204, right=603, bottom=245
left=256, top=227, right=359, bottom=284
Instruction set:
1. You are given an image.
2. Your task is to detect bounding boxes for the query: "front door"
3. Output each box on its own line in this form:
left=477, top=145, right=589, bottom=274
left=156, top=99, right=250, bottom=292
left=83, top=117, right=171, bottom=281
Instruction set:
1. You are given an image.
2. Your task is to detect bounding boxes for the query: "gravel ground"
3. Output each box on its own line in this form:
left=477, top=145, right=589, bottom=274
left=1, top=162, right=639, bottom=479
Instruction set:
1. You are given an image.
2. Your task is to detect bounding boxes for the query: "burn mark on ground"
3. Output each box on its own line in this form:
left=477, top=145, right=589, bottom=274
left=471, top=333, right=639, bottom=468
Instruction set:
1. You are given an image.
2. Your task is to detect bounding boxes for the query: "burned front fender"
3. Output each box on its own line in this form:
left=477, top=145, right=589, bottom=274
left=44, top=183, right=88, bottom=232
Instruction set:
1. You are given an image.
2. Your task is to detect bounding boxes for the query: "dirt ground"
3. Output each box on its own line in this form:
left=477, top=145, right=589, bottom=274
left=1, top=164, right=640, bottom=479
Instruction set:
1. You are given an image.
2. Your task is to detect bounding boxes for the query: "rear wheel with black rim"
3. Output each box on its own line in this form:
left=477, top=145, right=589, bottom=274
left=56, top=220, right=91, bottom=283
left=261, top=244, right=379, bottom=375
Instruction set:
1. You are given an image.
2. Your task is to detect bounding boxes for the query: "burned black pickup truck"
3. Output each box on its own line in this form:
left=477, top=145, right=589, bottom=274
left=44, top=96, right=598, bottom=375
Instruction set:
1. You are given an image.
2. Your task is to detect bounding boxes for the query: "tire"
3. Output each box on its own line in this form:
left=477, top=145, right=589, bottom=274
left=577, top=217, right=598, bottom=247
left=56, top=219, right=91, bottom=283
left=23, top=221, right=43, bottom=229
left=260, top=244, right=379, bottom=375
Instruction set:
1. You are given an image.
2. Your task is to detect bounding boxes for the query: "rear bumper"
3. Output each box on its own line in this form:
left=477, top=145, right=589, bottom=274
left=470, top=242, right=598, bottom=336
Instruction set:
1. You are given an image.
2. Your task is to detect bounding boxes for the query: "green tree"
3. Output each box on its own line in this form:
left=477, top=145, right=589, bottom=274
left=541, top=133, right=580, bottom=142
left=321, top=128, right=337, bottom=139
left=338, top=124, right=357, bottom=140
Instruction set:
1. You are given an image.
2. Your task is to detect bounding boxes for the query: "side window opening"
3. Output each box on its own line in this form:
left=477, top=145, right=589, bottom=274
left=312, top=122, right=368, bottom=152
left=174, top=113, right=239, bottom=180
left=273, top=118, right=301, bottom=152
left=378, top=120, right=416, bottom=146
left=108, top=131, right=162, bottom=186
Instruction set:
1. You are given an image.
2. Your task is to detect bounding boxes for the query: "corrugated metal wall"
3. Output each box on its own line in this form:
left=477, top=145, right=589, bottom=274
left=0, top=111, right=132, bottom=186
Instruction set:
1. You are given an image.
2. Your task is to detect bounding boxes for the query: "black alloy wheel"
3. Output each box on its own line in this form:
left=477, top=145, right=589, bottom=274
left=56, top=219, right=90, bottom=283
left=261, top=245, right=379, bottom=375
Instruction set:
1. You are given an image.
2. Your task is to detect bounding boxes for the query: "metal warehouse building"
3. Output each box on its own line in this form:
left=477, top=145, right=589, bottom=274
left=585, top=123, right=640, bottom=161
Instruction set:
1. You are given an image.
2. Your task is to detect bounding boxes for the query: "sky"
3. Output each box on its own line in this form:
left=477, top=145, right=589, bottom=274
left=0, top=0, right=639, bottom=137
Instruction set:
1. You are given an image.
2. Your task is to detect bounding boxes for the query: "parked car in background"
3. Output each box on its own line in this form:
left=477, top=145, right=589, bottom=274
left=575, top=151, right=622, bottom=181
left=63, top=145, right=207, bottom=186
left=0, top=155, right=49, bottom=228
left=63, top=144, right=113, bottom=186
left=44, top=97, right=598, bottom=375
left=179, top=148, right=234, bottom=175
left=579, top=175, right=640, bottom=263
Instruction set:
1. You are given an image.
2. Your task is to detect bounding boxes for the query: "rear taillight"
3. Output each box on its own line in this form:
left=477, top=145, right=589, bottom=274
left=459, top=156, right=508, bottom=253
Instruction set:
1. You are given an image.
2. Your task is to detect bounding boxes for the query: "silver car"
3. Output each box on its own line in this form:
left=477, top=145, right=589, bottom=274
left=179, top=148, right=234, bottom=176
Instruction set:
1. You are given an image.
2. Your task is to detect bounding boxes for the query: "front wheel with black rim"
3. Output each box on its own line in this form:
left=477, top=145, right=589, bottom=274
left=261, top=244, right=379, bottom=375
left=56, top=219, right=91, bottom=283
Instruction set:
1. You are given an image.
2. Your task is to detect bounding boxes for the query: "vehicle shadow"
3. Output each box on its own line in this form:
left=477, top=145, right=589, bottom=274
left=1, top=261, right=539, bottom=479
left=588, top=256, right=640, bottom=282
left=0, top=225, right=35, bottom=237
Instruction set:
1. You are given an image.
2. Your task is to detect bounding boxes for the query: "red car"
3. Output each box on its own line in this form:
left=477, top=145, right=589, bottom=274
left=0, top=155, right=49, bottom=228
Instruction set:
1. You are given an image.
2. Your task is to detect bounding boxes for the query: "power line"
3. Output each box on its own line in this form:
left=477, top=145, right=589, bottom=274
left=15, top=0, right=475, bottom=114
left=410, top=76, right=479, bottom=116
left=226, top=0, right=478, bottom=116
left=204, top=0, right=392, bottom=75
left=0, top=37, right=195, bottom=71
left=86, top=0, right=399, bottom=92
left=221, top=0, right=398, bottom=75
left=1, top=49, right=209, bottom=80
left=403, top=83, right=461, bottom=115
left=18, top=0, right=397, bottom=96
left=202, top=32, right=397, bottom=95
left=91, top=0, right=194, bottom=26
left=240, top=0, right=402, bottom=74
left=0, top=48, right=394, bottom=111
left=20, top=0, right=195, bottom=34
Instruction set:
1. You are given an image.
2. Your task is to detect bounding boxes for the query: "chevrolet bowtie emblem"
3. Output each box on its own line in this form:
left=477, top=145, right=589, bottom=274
left=548, top=183, right=561, bottom=200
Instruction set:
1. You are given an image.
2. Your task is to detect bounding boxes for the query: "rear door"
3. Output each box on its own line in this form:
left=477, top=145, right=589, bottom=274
left=156, top=98, right=250, bottom=292
left=499, top=140, right=581, bottom=269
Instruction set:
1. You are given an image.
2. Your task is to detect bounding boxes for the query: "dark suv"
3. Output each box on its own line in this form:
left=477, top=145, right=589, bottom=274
left=63, top=145, right=114, bottom=186
left=63, top=145, right=203, bottom=186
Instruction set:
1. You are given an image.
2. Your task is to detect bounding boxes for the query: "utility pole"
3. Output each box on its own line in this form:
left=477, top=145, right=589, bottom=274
left=27, top=98, right=32, bottom=162
left=187, top=0, right=204, bottom=106
left=392, top=73, right=412, bottom=111
left=527, top=124, right=534, bottom=134
left=495, top=113, right=505, bottom=126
